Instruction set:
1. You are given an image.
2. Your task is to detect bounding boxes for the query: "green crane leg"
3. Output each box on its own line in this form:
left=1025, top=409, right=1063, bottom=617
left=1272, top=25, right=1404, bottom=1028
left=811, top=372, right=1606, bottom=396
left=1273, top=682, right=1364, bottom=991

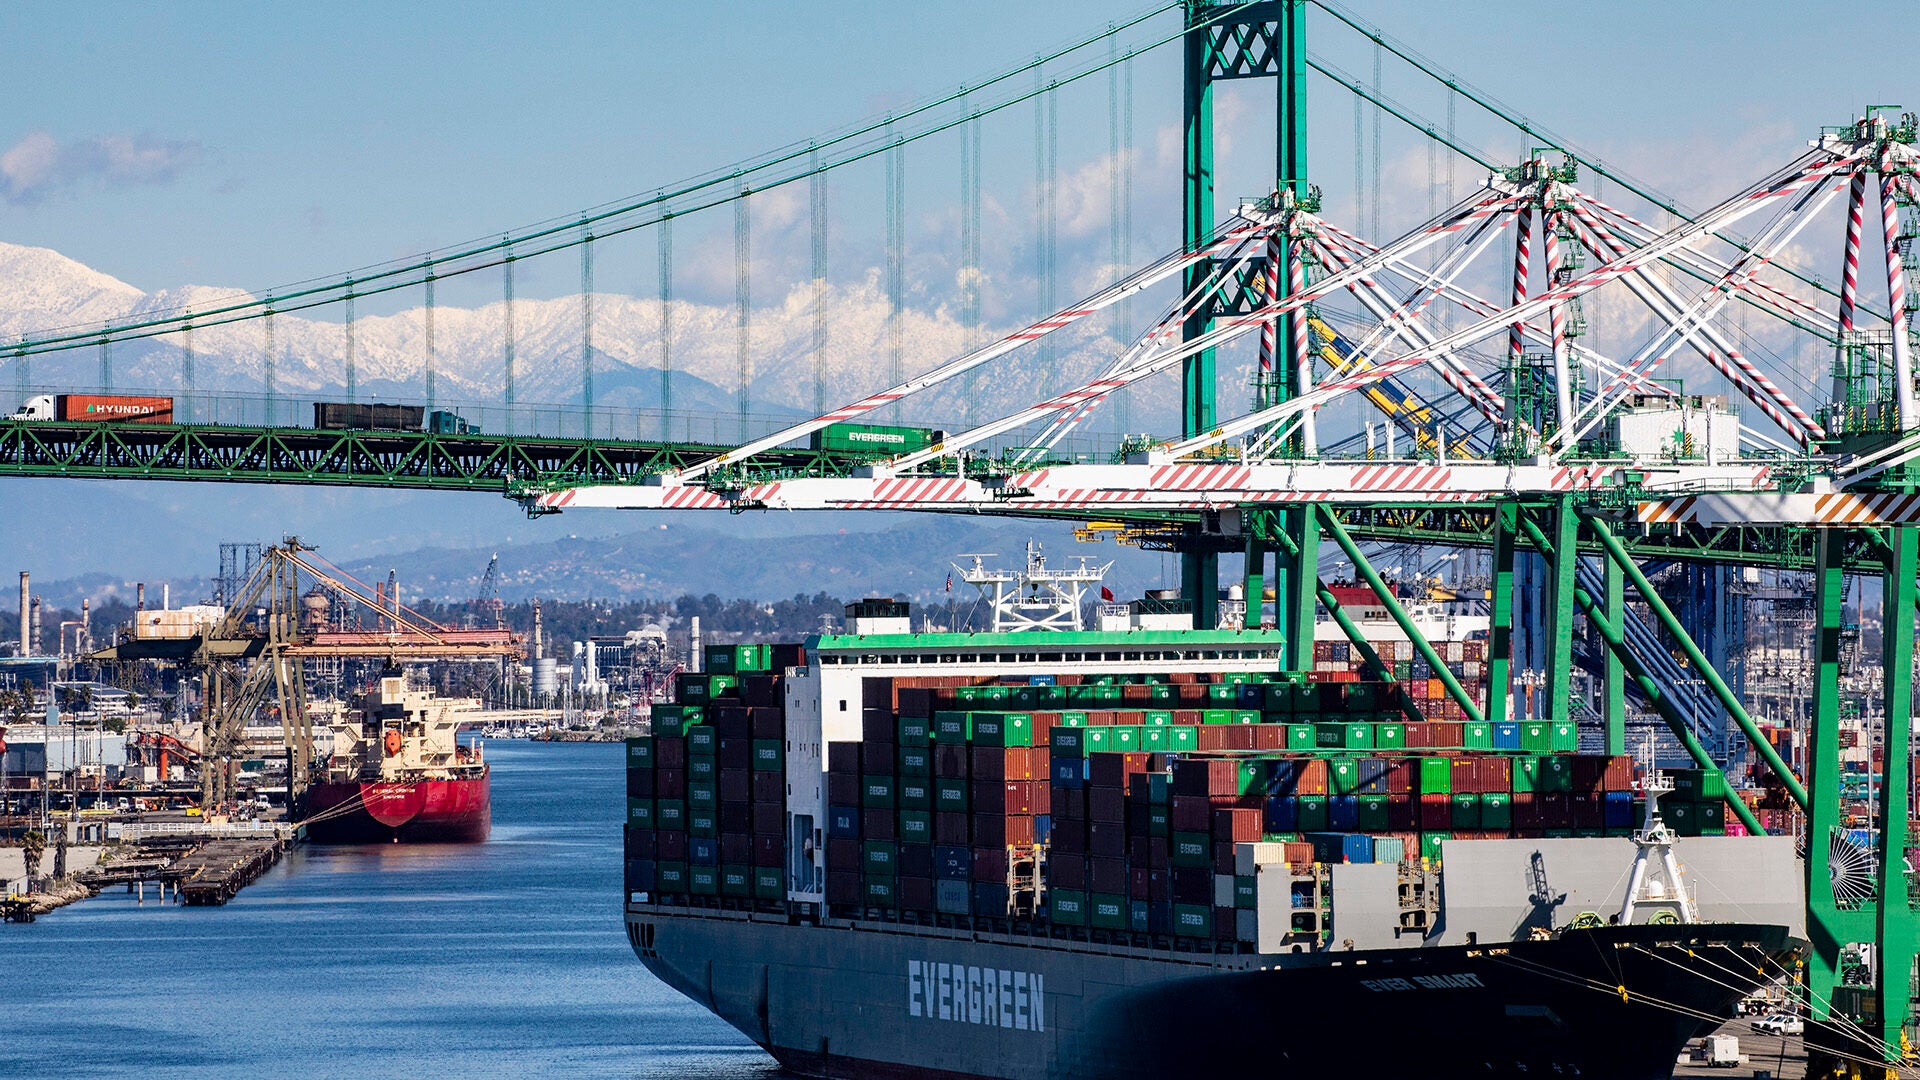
left=1320, top=506, right=1485, bottom=725
left=1180, top=1, right=1217, bottom=628
left=1874, top=526, right=1918, bottom=1061
left=1282, top=506, right=1320, bottom=671
left=1242, top=529, right=1266, bottom=630
left=1804, top=529, right=1855, bottom=1026
left=1514, top=514, right=1762, bottom=835
left=1485, top=502, right=1517, bottom=728
left=1604, top=551, right=1627, bottom=756
left=1587, top=518, right=1807, bottom=809
left=1545, top=497, right=1579, bottom=727
left=1267, top=521, right=1423, bottom=725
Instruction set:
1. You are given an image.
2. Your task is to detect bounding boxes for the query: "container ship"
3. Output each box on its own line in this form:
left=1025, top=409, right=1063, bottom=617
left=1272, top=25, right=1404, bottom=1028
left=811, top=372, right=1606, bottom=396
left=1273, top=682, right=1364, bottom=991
left=305, top=674, right=491, bottom=843
left=621, top=570, right=1804, bottom=1079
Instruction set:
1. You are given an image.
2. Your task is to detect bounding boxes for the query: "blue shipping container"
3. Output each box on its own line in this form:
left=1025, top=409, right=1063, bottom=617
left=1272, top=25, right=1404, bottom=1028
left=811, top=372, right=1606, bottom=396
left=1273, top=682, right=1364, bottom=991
left=1342, top=833, right=1375, bottom=864
left=827, top=805, right=860, bottom=839
left=1602, top=791, right=1635, bottom=828
left=1493, top=722, right=1522, bottom=751
left=1264, top=795, right=1299, bottom=833
left=1330, top=794, right=1360, bottom=831
left=1052, top=758, right=1088, bottom=789
left=934, top=845, right=971, bottom=880
left=689, top=837, right=719, bottom=866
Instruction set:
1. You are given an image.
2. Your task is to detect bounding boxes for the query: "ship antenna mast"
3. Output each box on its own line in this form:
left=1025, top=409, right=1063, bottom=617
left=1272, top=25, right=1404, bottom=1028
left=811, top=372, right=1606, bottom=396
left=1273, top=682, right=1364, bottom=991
left=952, top=540, right=1112, bottom=632
left=1619, top=732, right=1697, bottom=925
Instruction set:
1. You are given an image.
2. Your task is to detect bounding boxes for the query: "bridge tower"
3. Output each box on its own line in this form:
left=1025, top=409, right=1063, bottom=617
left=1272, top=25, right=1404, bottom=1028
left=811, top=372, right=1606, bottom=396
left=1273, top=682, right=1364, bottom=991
left=1182, top=0, right=1312, bottom=651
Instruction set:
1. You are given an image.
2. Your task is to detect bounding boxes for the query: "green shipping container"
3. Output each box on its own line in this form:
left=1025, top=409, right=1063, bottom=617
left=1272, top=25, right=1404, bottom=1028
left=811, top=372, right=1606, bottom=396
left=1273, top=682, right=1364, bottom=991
left=655, top=800, right=686, bottom=829
left=1050, top=890, right=1089, bottom=926
left=1084, top=728, right=1113, bottom=753
left=934, top=778, right=968, bottom=814
left=1050, top=728, right=1086, bottom=757
left=1481, top=792, right=1513, bottom=830
left=688, top=756, right=718, bottom=781
left=1202, top=709, right=1232, bottom=725
left=1450, top=793, right=1482, bottom=830
left=1141, top=726, right=1170, bottom=752
left=626, top=798, right=655, bottom=828
left=1551, top=722, right=1578, bottom=753
left=1463, top=722, right=1493, bottom=750
left=1172, top=831, right=1212, bottom=867
left=1233, top=876, right=1258, bottom=909
left=1147, top=804, right=1171, bottom=835
left=1330, top=759, right=1361, bottom=795
left=1358, top=795, right=1391, bottom=832
left=1419, top=832, right=1449, bottom=862
left=974, top=711, right=1034, bottom=747
left=1537, top=756, right=1573, bottom=794
left=1419, top=757, right=1453, bottom=795
left=899, top=811, right=932, bottom=844
left=864, top=878, right=898, bottom=907
left=1173, top=904, right=1213, bottom=939
left=810, top=421, right=940, bottom=456
left=1512, top=756, right=1540, bottom=794
left=897, top=778, right=932, bottom=811
left=862, top=777, right=896, bottom=809
left=1520, top=722, right=1553, bottom=753
left=898, top=716, right=932, bottom=747
left=1286, top=724, right=1316, bottom=751
left=1109, top=726, right=1142, bottom=753
left=688, top=809, right=718, bottom=837
left=656, top=862, right=689, bottom=892
left=626, top=736, right=655, bottom=768
left=688, top=726, right=718, bottom=754
left=751, top=739, right=784, bottom=771
left=1232, top=710, right=1261, bottom=726
left=932, top=711, right=972, bottom=744
left=1057, top=711, right=1089, bottom=728
left=721, top=865, right=754, bottom=897
left=690, top=866, right=720, bottom=895
left=688, top=783, right=718, bottom=810
left=754, top=866, right=784, bottom=899
left=1236, top=761, right=1268, bottom=796
left=1089, top=893, right=1128, bottom=929
left=862, top=841, right=898, bottom=877
left=1374, top=723, right=1406, bottom=750
left=1296, top=795, right=1330, bottom=832
left=1168, top=726, right=1199, bottom=752
left=1143, top=710, right=1174, bottom=727
left=898, top=745, right=932, bottom=775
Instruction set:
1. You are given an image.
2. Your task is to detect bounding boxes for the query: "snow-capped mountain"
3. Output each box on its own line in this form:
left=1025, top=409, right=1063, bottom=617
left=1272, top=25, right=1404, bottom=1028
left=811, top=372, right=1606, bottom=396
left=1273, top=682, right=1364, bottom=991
left=0, top=239, right=1217, bottom=431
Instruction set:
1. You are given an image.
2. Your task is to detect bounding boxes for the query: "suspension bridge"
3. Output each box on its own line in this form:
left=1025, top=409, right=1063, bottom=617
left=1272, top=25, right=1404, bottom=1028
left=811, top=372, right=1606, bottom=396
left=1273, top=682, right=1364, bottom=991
left=5, top=1, right=1918, bottom=1067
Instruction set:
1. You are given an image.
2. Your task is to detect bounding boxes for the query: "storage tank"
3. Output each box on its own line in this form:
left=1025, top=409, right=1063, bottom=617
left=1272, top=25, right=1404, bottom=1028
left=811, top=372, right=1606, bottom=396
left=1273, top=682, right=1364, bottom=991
left=532, top=657, right=558, bottom=697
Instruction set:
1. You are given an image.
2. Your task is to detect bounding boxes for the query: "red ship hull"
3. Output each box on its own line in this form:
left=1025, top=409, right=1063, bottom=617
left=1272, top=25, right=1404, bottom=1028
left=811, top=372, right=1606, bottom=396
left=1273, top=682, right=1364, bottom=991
left=303, top=769, right=491, bottom=843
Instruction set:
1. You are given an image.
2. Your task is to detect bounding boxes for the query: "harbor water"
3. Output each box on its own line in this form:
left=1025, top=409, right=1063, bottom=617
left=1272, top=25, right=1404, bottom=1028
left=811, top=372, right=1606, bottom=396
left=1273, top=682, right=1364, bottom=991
left=0, top=740, right=779, bottom=1080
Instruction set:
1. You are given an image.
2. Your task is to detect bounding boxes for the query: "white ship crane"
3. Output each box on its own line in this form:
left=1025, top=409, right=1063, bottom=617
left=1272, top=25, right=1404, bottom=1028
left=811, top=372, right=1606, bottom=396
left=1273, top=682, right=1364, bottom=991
left=954, top=541, right=1112, bottom=633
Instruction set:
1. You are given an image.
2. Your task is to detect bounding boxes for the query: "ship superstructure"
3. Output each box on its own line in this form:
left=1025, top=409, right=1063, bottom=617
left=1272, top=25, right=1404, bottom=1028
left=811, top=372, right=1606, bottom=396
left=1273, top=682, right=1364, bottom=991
left=305, top=675, right=491, bottom=843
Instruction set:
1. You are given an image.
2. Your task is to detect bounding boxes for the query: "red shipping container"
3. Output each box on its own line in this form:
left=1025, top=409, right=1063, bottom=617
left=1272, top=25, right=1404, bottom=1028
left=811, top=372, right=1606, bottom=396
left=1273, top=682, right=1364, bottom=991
left=898, top=876, right=934, bottom=911
left=1050, top=854, right=1087, bottom=890
left=897, top=687, right=935, bottom=717
left=826, top=838, right=861, bottom=870
left=1537, top=793, right=1572, bottom=828
left=862, top=679, right=896, bottom=709
left=973, top=846, right=1012, bottom=882
left=1030, top=713, right=1058, bottom=740
left=1387, top=794, right=1417, bottom=831
left=752, top=771, right=784, bottom=803
left=1088, top=820, right=1127, bottom=858
left=1418, top=793, right=1452, bottom=830
left=1121, top=684, right=1151, bottom=703
left=711, top=705, right=751, bottom=737
left=1196, top=726, right=1232, bottom=752
left=935, top=811, right=971, bottom=845
left=719, top=768, right=752, bottom=804
left=826, top=871, right=861, bottom=905
left=970, top=746, right=1009, bottom=780
left=1090, top=751, right=1153, bottom=789
left=1253, top=724, right=1286, bottom=750
left=720, top=802, right=751, bottom=833
left=861, top=740, right=896, bottom=775
left=1450, top=758, right=1478, bottom=794
left=1570, top=794, right=1604, bottom=829
left=657, top=738, right=688, bottom=770
left=1173, top=758, right=1240, bottom=797
left=863, top=809, right=897, bottom=841
left=1171, top=866, right=1212, bottom=904
left=1174, top=709, right=1204, bottom=724
left=1603, top=755, right=1635, bottom=792
left=1051, top=821, right=1087, bottom=855
left=1170, top=795, right=1212, bottom=832
left=1130, top=866, right=1152, bottom=900
left=826, top=774, right=859, bottom=805
left=1052, top=787, right=1087, bottom=821
left=973, top=813, right=1035, bottom=847
left=720, top=834, right=751, bottom=864
left=1212, top=807, right=1261, bottom=843
left=1089, top=785, right=1126, bottom=823
left=1282, top=841, right=1314, bottom=867
left=656, top=768, right=689, bottom=800
left=827, top=743, right=859, bottom=774
left=752, top=800, right=785, bottom=837
left=935, top=745, right=969, bottom=779
left=1213, top=906, right=1238, bottom=942
left=1512, top=792, right=1542, bottom=829
left=1476, top=756, right=1512, bottom=794
left=1387, top=759, right=1414, bottom=795
left=1295, top=758, right=1331, bottom=796
left=55, top=393, right=173, bottom=423
left=1570, top=756, right=1606, bottom=795
left=1213, top=840, right=1239, bottom=874
left=1089, top=856, right=1127, bottom=895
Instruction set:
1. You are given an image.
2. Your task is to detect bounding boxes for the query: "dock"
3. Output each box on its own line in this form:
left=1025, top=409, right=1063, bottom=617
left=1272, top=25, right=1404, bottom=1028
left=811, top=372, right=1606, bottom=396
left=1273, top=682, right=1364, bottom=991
left=75, top=829, right=290, bottom=907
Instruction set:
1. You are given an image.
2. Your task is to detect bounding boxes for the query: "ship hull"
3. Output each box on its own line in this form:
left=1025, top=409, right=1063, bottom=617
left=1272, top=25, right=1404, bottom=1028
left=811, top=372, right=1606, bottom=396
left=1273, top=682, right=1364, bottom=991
left=303, top=772, right=490, bottom=843
left=625, top=907, right=1797, bottom=1080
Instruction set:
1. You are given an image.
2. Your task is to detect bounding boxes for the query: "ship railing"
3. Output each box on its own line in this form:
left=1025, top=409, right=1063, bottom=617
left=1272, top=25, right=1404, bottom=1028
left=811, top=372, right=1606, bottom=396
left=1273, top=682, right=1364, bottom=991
left=114, top=821, right=294, bottom=842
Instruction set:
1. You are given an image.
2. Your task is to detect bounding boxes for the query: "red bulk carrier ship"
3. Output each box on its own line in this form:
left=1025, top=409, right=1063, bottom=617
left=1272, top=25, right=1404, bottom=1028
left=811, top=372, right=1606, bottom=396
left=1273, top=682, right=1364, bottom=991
left=304, top=674, right=490, bottom=843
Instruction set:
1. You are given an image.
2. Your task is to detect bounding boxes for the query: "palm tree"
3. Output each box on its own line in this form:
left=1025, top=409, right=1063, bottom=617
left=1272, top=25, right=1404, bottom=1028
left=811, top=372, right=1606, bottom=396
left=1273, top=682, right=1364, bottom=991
left=20, top=829, right=45, bottom=891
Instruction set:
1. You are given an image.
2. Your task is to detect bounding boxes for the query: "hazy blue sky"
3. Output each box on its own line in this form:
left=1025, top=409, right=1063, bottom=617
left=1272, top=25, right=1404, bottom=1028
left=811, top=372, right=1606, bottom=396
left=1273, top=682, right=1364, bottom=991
left=0, top=1, right=1905, bottom=583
